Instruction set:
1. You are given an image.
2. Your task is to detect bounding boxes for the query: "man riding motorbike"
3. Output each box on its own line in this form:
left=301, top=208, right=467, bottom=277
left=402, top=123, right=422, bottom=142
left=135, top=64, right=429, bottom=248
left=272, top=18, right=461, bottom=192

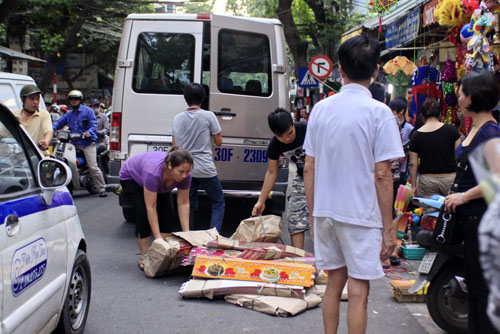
left=53, top=90, right=107, bottom=197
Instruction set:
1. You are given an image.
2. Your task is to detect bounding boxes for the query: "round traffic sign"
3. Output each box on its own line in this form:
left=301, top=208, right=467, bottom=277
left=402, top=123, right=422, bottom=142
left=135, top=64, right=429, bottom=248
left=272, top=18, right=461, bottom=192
left=308, top=55, right=333, bottom=80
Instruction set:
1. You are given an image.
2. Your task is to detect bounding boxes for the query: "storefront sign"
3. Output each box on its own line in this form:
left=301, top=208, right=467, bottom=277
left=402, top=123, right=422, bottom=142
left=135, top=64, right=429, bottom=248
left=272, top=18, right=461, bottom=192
left=423, top=0, right=439, bottom=27
left=385, top=8, right=420, bottom=48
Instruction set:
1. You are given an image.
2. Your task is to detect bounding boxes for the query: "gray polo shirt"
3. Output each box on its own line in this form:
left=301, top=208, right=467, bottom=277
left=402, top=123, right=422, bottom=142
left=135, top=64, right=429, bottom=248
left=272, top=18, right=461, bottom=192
left=172, top=108, right=221, bottom=178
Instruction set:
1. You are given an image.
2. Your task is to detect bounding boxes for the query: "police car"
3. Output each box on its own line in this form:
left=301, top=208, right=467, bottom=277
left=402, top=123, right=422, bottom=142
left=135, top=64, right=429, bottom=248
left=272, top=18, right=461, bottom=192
left=0, top=101, right=90, bottom=333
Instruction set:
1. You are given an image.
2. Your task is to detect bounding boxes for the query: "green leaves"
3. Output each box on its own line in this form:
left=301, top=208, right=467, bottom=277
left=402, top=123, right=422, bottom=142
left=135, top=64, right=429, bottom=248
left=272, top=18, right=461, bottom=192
left=39, top=32, right=64, bottom=53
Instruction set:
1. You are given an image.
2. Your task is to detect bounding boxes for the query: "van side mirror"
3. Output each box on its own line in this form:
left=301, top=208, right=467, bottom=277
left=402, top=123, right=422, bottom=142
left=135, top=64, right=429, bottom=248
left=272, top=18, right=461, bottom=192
left=38, top=158, right=72, bottom=205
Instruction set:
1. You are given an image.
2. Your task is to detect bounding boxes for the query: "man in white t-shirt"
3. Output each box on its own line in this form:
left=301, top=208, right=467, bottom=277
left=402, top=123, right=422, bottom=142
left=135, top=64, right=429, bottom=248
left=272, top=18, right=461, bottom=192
left=303, top=34, right=404, bottom=334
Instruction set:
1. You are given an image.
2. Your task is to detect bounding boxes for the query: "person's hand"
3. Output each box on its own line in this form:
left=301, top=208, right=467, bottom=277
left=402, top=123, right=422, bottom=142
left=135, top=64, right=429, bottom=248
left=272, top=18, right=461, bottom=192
left=83, top=132, right=90, bottom=138
left=411, top=184, right=418, bottom=197
left=444, top=193, right=466, bottom=212
left=380, top=227, right=396, bottom=262
left=252, top=201, right=265, bottom=216
left=37, top=140, right=48, bottom=150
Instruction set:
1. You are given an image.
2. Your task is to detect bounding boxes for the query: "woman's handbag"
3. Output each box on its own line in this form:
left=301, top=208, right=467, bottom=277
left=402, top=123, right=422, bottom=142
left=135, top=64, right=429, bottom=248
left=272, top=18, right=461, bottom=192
left=433, top=204, right=462, bottom=244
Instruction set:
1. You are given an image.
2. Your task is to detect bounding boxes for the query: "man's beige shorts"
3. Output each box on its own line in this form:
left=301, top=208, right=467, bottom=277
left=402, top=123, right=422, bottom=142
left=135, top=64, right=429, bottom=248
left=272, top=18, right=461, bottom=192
left=313, top=217, right=384, bottom=280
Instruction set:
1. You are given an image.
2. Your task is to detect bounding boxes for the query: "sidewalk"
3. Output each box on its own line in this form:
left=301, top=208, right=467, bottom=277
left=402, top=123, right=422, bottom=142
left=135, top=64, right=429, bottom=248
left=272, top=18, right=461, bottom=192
left=282, top=166, right=444, bottom=333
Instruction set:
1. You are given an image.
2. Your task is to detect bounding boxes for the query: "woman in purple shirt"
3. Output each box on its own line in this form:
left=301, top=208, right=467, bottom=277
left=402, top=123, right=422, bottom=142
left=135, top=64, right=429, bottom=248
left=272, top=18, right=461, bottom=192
left=120, top=148, right=193, bottom=270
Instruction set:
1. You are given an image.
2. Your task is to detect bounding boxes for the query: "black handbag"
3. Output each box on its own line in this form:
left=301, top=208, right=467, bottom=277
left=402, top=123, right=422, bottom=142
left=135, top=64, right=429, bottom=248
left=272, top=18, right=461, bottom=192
left=432, top=120, right=495, bottom=244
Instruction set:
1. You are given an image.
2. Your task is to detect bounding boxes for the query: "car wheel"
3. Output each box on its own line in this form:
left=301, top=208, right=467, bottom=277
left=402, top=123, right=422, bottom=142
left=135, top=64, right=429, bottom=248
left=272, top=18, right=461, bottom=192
left=54, top=250, right=91, bottom=334
left=123, top=207, right=136, bottom=222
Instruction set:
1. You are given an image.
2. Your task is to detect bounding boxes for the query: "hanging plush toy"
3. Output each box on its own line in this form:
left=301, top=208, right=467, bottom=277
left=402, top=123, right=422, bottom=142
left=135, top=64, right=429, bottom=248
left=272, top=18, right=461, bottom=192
left=435, top=0, right=471, bottom=27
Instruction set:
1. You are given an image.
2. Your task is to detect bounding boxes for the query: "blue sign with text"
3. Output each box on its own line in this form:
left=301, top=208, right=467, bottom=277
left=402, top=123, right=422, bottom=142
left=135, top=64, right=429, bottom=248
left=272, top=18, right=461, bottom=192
left=385, top=8, right=420, bottom=48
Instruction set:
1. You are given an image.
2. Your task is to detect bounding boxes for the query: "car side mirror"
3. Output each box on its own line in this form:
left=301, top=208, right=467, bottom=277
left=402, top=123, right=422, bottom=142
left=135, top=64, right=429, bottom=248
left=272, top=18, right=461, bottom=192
left=38, top=158, right=72, bottom=205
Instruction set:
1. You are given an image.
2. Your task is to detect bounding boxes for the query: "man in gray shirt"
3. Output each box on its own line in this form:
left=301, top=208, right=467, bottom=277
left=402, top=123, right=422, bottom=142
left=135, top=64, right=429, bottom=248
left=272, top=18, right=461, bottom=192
left=172, top=83, right=225, bottom=231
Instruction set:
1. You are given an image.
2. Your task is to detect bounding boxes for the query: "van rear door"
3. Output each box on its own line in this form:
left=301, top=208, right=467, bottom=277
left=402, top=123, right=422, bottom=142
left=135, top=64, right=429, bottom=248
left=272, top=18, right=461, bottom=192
left=207, top=16, right=288, bottom=184
left=120, top=18, right=204, bottom=158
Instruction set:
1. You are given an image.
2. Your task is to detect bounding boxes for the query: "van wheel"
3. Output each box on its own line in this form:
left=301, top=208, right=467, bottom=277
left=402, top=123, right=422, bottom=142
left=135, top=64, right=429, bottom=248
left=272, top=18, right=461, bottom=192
left=54, top=250, right=91, bottom=334
left=123, top=207, right=136, bottom=222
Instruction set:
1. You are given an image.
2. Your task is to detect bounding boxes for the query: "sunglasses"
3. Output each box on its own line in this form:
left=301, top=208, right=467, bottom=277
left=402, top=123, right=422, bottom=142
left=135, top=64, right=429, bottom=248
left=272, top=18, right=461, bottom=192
left=69, top=97, right=80, bottom=101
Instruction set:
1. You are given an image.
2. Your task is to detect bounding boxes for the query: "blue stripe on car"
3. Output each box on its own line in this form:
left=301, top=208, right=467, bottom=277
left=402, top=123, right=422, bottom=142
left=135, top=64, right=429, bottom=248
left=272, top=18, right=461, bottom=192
left=0, top=191, right=74, bottom=224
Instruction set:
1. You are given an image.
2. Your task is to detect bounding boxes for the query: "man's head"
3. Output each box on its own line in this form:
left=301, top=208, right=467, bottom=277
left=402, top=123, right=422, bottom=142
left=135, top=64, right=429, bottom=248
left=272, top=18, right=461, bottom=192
left=20, top=84, right=42, bottom=113
left=183, top=83, right=205, bottom=107
left=268, top=108, right=295, bottom=144
left=90, top=98, right=100, bottom=115
left=338, top=34, right=380, bottom=82
left=388, top=96, right=408, bottom=118
left=99, top=103, right=106, bottom=113
left=368, top=83, right=385, bottom=103
left=68, top=90, right=83, bottom=109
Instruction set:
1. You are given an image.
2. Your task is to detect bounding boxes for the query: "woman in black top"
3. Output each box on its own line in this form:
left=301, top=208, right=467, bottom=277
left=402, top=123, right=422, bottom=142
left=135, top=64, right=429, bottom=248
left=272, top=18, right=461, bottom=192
left=444, top=71, right=500, bottom=334
left=409, top=99, right=461, bottom=197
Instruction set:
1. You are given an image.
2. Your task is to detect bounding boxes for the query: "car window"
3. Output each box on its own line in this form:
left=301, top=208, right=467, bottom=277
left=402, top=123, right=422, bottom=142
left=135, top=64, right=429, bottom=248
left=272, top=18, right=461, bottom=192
left=132, top=32, right=195, bottom=95
left=0, top=83, right=19, bottom=110
left=0, top=121, right=38, bottom=196
left=218, top=29, right=271, bottom=97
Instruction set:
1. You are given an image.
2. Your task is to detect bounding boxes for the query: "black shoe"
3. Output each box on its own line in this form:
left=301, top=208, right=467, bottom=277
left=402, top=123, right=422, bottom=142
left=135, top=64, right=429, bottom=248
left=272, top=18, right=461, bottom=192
left=99, top=191, right=108, bottom=197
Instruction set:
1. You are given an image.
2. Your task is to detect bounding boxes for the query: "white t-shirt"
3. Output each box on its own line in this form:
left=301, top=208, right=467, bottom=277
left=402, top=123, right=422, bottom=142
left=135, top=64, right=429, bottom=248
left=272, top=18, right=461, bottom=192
left=304, top=83, right=404, bottom=228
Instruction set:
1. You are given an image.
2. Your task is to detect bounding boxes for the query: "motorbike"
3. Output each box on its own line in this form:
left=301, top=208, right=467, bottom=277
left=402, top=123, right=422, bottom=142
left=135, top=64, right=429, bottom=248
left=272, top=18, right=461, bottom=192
left=409, top=195, right=468, bottom=334
left=53, top=130, right=101, bottom=194
left=96, top=135, right=109, bottom=183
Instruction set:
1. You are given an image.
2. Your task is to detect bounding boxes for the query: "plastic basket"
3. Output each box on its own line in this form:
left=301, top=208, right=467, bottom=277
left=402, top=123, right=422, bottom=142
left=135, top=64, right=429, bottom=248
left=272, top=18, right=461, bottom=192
left=401, top=246, right=427, bottom=260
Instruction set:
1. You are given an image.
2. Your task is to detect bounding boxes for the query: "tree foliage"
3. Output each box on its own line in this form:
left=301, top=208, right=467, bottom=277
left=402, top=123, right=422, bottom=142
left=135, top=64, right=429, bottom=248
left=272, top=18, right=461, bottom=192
left=0, top=0, right=155, bottom=93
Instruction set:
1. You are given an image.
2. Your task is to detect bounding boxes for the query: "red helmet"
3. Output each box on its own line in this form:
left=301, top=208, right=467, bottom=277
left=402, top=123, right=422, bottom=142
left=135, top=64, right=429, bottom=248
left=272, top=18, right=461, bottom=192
left=60, top=105, right=68, bottom=113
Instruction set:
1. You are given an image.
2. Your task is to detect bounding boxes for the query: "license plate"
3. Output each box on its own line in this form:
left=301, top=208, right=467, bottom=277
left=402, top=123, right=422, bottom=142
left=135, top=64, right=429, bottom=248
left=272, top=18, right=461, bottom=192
left=147, top=145, right=170, bottom=152
left=418, top=252, right=437, bottom=274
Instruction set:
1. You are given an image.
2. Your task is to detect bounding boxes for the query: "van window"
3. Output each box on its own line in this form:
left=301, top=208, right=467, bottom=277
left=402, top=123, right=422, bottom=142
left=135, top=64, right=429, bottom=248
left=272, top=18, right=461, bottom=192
left=0, top=84, right=19, bottom=110
left=132, top=32, right=195, bottom=94
left=218, top=29, right=271, bottom=97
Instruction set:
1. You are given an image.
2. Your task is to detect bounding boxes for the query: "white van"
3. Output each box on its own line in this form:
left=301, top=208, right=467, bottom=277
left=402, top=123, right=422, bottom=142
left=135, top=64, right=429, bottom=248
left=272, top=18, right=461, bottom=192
left=110, top=13, right=290, bottom=220
left=0, top=72, right=47, bottom=111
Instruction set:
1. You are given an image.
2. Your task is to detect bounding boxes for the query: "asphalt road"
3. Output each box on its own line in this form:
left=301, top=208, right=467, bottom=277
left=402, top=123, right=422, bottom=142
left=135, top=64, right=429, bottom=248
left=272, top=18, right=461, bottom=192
left=72, top=189, right=444, bottom=334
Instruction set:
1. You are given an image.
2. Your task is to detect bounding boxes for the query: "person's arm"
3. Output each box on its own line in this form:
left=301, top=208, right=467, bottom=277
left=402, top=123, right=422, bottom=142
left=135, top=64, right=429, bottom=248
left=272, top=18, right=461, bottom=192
left=455, top=137, right=462, bottom=149
left=409, top=151, right=418, bottom=195
left=252, top=159, right=279, bottom=216
left=177, top=188, right=190, bottom=231
left=39, top=130, right=53, bottom=151
left=83, top=110, right=97, bottom=139
left=445, top=185, right=483, bottom=212
left=103, top=114, right=110, bottom=135
left=52, top=112, right=68, bottom=131
left=172, top=136, right=176, bottom=148
left=143, top=188, right=162, bottom=240
left=375, top=160, right=396, bottom=262
left=303, top=155, right=315, bottom=241
left=213, top=133, right=222, bottom=146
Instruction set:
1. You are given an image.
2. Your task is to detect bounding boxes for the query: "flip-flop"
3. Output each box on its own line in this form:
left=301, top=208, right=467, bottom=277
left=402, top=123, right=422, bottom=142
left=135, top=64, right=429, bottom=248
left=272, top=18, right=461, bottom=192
left=389, top=257, right=401, bottom=266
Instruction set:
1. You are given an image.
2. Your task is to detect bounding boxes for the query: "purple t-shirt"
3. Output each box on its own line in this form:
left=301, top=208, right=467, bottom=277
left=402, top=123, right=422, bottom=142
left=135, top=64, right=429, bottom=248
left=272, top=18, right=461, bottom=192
left=119, top=151, right=191, bottom=193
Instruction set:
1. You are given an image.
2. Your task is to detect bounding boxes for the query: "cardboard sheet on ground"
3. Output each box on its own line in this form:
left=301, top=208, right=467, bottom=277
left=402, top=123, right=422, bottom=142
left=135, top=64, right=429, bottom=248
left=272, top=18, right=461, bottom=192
left=143, top=236, right=191, bottom=278
left=182, top=247, right=242, bottom=266
left=192, top=255, right=315, bottom=287
left=224, top=291, right=322, bottom=317
left=230, top=215, right=282, bottom=242
left=172, top=228, right=219, bottom=247
left=207, top=236, right=313, bottom=260
left=179, top=279, right=305, bottom=299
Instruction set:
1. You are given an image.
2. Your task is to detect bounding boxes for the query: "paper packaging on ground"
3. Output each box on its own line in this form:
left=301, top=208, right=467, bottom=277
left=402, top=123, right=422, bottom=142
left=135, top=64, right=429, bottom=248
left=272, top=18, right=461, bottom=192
left=143, top=236, right=191, bottom=278
left=282, top=257, right=316, bottom=265
left=230, top=215, right=282, bottom=242
left=181, top=247, right=242, bottom=266
left=179, top=279, right=305, bottom=299
left=192, top=255, right=316, bottom=287
left=207, top=236, right=313, bottom=260
left=172, top=228, right=219, bottom=247
left=390, top=280, right=428, bottom=303
left=315, top=270, right=328, bottom=285
left=224, top=291, right=322, bottom=317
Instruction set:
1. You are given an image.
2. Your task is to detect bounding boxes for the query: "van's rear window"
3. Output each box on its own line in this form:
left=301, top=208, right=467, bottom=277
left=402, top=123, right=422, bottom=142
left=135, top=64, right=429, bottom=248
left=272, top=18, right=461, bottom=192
left=218, top=29, right=271, bottom=97
left=132, top=32, right=195, bottom=95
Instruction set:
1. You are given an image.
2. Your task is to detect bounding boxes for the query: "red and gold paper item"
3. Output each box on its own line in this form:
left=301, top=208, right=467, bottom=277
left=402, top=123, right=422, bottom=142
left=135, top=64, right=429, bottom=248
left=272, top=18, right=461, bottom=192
left=192, top=255, right=316, bottom=287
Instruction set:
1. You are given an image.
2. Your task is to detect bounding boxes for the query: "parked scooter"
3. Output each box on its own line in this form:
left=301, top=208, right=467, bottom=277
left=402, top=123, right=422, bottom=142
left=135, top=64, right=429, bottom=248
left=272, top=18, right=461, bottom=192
left=53, top=130, right=101, bottom=194
left=409, top=195, right=468, bottom=334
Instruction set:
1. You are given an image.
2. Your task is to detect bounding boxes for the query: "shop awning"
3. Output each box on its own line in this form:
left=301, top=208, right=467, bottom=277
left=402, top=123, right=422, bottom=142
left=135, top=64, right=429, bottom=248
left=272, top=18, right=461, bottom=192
left=342, top=0, right=431, bottom=36
left=0, top=46, right=46, bottom=63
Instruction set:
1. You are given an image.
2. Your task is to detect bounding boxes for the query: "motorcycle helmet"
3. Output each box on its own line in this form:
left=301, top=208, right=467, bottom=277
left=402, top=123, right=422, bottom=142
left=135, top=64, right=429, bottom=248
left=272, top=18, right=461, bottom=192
left=90, top=98, right=100, bottom=106
left=60, top=105, right=68, bottom=113
left=68, top=90, right=83, bottom=100
left=20, top=84, right=42, bottom=98
left=50, top=104, right=60, bottom=113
